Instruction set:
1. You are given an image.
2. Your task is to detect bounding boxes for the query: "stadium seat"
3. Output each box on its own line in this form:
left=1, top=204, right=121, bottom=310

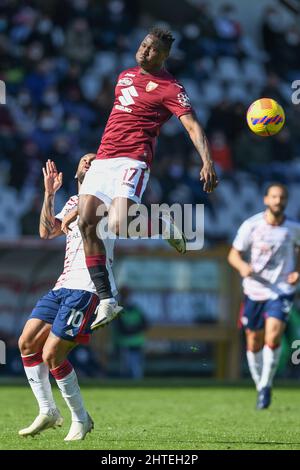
left=217, top=57, right=242, bottom=82
left=120, top=52, right=137, bottom=70
left=80, top=73, right=103, bottom=100
left=94, top=52, right=117, bottom=75
left=201, top=80, right=223, bottom=106
left=242, top=58, right=266, bottom=86
left=226, top=83, right=249, bottom=103
left=180, top=78, right=202, bottom=106
left=193, top=104, right=209, bottom=126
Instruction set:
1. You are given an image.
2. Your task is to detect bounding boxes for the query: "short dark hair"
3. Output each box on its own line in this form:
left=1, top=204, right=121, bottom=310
left=148, top=27, right=175, bottom=52
left=264, top=182, right=289, bottom=198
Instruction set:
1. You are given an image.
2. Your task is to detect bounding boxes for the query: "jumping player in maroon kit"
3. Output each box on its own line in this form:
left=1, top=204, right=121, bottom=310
left=78, top=28, right=218, bottom=328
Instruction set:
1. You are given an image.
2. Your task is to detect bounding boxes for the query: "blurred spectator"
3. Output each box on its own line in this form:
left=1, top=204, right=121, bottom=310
left=260, top=72, right=288, bottom=106
left=287, top=104, right=300, bottom=156
left=30, top=108, right=60, bottom=153
left=210, top=130, right=233, bottom=172
left=262, top=6, right=285, bottom=72
left=271, top=128, right=293, bottom=163
left=233, top=130, right=272, bottom=178
left=64, top=18, right=94, bottom=65
left=113, top=287, right=148, bottom=379
left=214, top=3, right=242, bottom=57
left=281, top=24, right=300, bottom=81
left=206, top=100, right=236, bottom=142
left=0, top=161, right=34, bottom=238
left=20, top=194, right=40, bottom=236
left=69, top=345, right=104, bottom=378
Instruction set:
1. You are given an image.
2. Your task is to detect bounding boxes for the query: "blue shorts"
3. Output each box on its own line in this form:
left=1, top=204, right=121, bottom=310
left=240, top=294, right=294, bottom=331
left=29, top=288, right=99, bottom=344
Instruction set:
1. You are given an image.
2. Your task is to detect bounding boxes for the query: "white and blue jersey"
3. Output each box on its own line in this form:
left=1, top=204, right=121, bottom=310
left=54, top=195, right=116, bottom=295
left=233, top=212, right=300, bottom=330
left=233, top=212, right=300, bottom=301
left=29, top=195, right=117, bottom=343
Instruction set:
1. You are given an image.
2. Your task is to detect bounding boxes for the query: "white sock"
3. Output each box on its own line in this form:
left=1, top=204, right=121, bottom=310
left=246, top=350, right=263, bottom=389
left=258, top=344, right=282, bottom=391
left=51, top=360, right=87, bottom=422
left=22, top=352, right=56, bottom=414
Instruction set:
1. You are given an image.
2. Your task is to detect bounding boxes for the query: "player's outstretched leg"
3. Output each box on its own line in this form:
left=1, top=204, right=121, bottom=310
left=79, top=194, right=122, bottom=329
left=256, top=343, right=282, bottom=409
left=18, top=319, right=63, bottom=437
left=246, top=349, right=263, bottom=388
left=87, top=196, right=131, bottom=330
left=245, top=329, right=264, bottom=393
left=256, top=317, right=285, bottom=409
left=43, top=333, right=93, bottom=441
left=256, top=385, right=272, bottom=410
left=159, top=211, right=186, bottom=254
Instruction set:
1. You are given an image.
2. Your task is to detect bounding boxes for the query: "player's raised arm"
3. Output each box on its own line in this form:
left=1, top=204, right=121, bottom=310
left=179, top=112, right=218, bottom=193
left=39, top=159, right=64, bottom=239
left=61, top=208, right=78, bottom=235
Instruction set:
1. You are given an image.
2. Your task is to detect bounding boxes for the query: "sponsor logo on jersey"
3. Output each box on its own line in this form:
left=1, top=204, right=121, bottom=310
left=146, top=81, right=158, bottom=92
left=177, top=92, right=191, bottom=107
left=117, top=77, right=133, bottom=86
left=118, top=85, right=138, bottom=106
left=125, top=73, right=136, bottom=77
left=115, top=104, right=132, bottom=113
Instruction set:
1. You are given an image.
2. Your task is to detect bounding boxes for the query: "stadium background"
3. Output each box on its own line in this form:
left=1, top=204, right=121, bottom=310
left=1, top=0, right=300, bottom=381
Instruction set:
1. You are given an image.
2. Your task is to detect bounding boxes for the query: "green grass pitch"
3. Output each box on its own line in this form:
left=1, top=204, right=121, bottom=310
left=1, top=382, right=300, bottom=450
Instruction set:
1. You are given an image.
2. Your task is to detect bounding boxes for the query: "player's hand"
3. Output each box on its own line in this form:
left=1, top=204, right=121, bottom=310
left=239, top=262, right=253, bottom=278
left=61, top=208, right=78, bottom=234
left=287, top=272, right=300, bottom=285
left=42, top=159, right=63, bottom=195
left=200, top=162, right=218, bottom=193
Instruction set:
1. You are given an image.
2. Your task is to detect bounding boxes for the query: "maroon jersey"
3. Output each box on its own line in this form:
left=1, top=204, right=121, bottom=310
left=96, top=66, right=193, bottom=167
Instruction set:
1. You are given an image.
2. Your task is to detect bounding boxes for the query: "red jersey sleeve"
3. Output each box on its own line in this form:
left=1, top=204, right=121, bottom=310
left=162, top=81, right=194, bottom=118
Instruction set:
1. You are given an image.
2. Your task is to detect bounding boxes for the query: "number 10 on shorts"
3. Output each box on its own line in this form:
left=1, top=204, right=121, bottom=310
left=67, top=309, right=84, bottom=328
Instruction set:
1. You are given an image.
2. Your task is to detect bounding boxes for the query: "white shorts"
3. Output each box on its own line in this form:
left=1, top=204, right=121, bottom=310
left=79, top=157, right=150, bottom=206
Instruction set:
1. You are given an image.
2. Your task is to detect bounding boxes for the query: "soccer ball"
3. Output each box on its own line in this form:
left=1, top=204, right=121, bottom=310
left=246, top=98, right=285, bottom=136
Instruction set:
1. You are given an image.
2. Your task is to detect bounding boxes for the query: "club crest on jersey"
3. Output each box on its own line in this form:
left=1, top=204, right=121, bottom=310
left=146, top=81, right=158, bottom=92
left=117, top=77, right=133, bottom=86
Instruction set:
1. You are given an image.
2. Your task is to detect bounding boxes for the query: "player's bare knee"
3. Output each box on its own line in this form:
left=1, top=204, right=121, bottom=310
left=18, top=335, right=35, bottom=356
left=108, top=217, right=121, bottom=236
left=248, top=343, right=263, bottom=353
left=265, top=336, right=281, bottom=349
left=247, top=332, right=263, bottom=352
left=42, top=348, right=57, bottom=369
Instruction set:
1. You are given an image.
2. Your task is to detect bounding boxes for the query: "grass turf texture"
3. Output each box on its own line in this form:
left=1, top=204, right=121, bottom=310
left=1, top=382, right=300, bottom=450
